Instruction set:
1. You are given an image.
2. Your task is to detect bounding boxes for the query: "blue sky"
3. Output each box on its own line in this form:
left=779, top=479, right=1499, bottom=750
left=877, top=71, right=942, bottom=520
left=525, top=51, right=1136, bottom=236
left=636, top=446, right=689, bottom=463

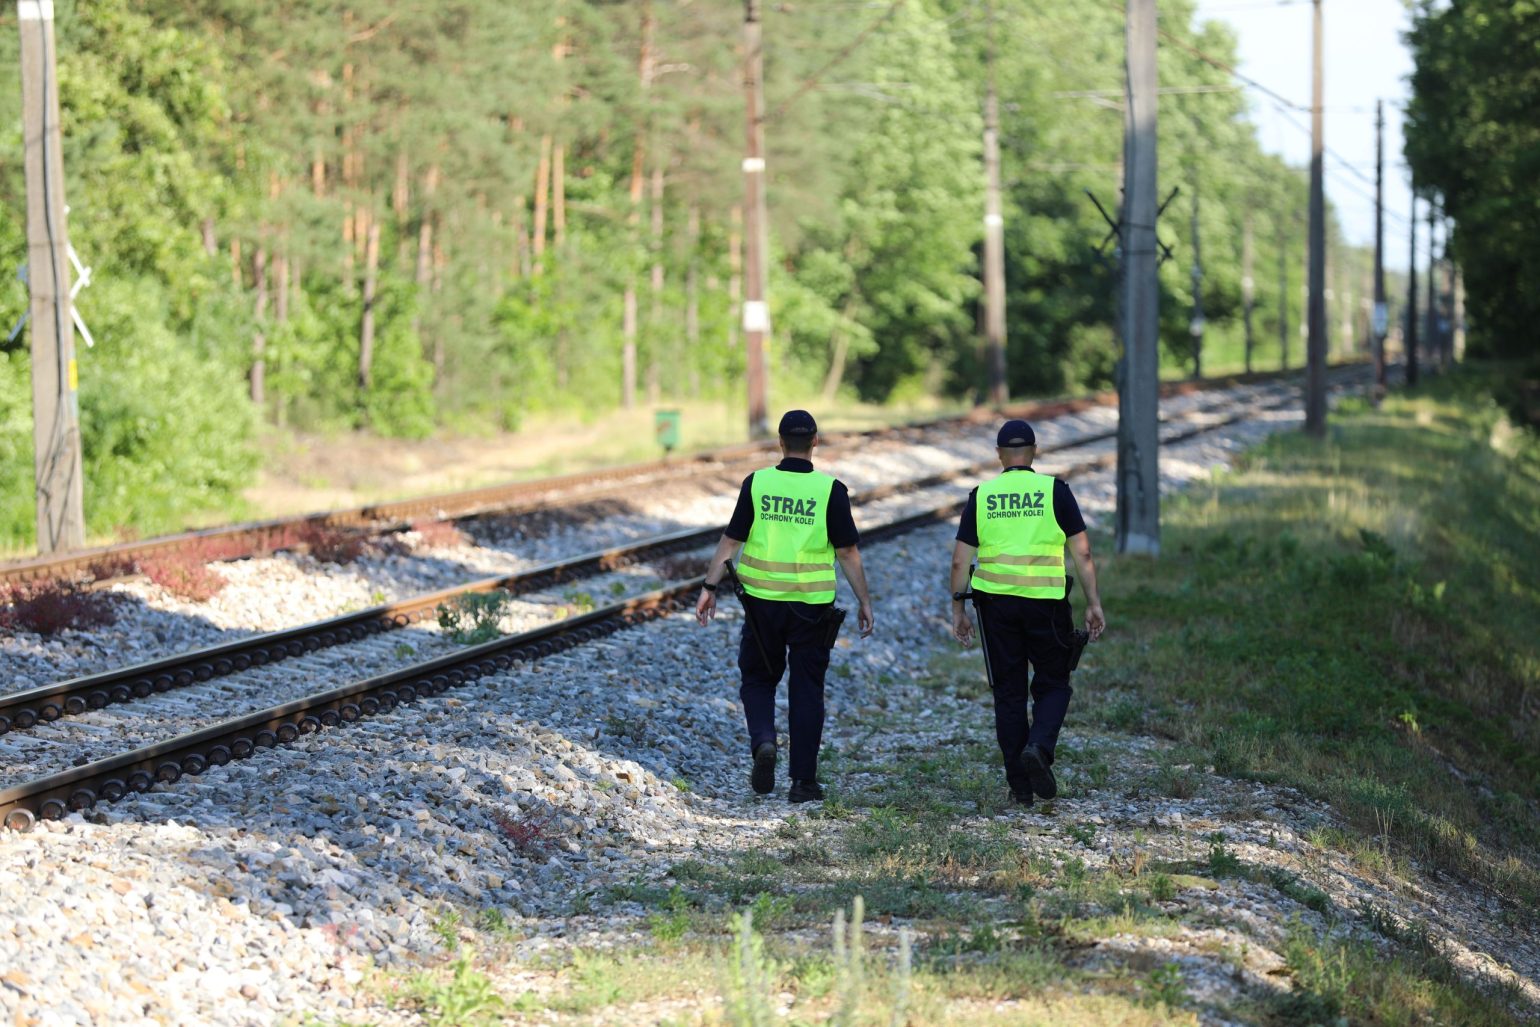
left=1192, top=0, right=1418, bottom=269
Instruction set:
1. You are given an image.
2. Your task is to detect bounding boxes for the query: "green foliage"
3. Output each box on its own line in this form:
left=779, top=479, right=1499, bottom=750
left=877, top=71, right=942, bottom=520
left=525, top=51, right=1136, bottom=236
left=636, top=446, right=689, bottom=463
left=1143, top=962, right=1186, bottom=1009
left=1095, top=368, right=1540, bottom=908
left=0, top=0, right=1382, bottom=548
left=645, top=885, right=694, bottom=943
left=1405, top=0, right=1539, bottom=360
left=0, top=0, right=258, bottom=548
left=406, top=950, right=504, bottom=1027
left=436, top=591, right=511, bottom=645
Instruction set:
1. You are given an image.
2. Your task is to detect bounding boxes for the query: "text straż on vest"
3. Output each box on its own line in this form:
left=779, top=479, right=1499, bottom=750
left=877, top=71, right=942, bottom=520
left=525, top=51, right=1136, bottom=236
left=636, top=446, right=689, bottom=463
left=984, top=490, right=1047, bottom=518
left=759, top=494, right=819, bottom=526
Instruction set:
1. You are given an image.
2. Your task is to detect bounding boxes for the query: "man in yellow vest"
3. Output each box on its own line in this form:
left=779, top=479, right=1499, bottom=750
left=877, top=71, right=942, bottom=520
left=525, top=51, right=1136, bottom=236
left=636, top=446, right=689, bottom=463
left=695, top=410, right=875, bottom=802
left=949, top=419, right=1105, bottom=806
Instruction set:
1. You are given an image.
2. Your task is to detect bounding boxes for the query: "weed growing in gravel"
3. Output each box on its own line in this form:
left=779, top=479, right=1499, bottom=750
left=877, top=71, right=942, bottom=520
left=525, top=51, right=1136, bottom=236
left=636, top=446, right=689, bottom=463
left=491, top=806, right=557, bottom=851
left=646, top=887, right=695, bottom=943
left=437, top=591, right=511, bottom=644
left=473, top=907, right=520, bottom=943
left=1205, top=835, right=1244, bottom=877
left=140, top=551, right=228, bottom=601
left=1144, top=961, right=1187, bottom=1009
left=1065, top=822, right=1096, bottom=847
left=564, top=588, right=596, bottom=613
left=430, top=906, right=463, bottom=952
left=0, top=580, right=117, bottom=634
left=406, top=950, right=503, bottom=1027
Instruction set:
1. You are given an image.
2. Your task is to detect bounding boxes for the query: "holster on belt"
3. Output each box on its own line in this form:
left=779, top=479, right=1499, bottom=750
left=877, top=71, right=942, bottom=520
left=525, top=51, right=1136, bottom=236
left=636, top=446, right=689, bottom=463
left=820, top=605, right=847, bottom=649
left=1062, top=575, right=1090, bottom=671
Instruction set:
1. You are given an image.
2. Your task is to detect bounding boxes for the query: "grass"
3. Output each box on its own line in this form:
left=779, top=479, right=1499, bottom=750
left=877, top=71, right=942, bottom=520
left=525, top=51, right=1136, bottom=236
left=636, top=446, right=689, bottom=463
left=1086, top=365, right=1540, bottom=912
left=368, top=366, right=1533, bottom=1026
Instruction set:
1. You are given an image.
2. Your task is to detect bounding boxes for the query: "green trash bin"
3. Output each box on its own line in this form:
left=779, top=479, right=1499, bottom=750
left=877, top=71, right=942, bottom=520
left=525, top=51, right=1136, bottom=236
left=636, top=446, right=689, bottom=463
left=654, top=409, right=682, bottom=455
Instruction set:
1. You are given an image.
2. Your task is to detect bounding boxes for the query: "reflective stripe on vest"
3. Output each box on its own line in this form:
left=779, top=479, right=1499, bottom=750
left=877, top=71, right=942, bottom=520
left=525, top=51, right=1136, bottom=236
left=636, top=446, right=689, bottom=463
left=969, top=469, right=1067, bottom=599
left=741, top=467, right=837, bottom=603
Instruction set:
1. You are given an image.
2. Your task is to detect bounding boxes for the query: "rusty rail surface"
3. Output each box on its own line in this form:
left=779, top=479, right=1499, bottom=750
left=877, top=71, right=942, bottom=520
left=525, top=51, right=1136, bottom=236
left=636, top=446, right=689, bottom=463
left=0, top=363, right=1351, bottom=588
left=0, top=365, right=1375, bottom=828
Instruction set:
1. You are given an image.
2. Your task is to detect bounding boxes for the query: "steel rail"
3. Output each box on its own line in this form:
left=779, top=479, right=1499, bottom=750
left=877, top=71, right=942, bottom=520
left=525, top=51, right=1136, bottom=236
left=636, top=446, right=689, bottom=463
left=0, top=362, right=1355, bottom=588
left=0, top=374, right=1317, bottom=737
left=0, top=366, right=1373, bottom=830
left=0, top=525, right=720, bottom=735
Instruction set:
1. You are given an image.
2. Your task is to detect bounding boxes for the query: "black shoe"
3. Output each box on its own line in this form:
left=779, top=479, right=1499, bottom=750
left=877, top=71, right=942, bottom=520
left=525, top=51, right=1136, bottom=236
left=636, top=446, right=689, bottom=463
left=788, top=779, right=825, bottom=803
left=1011, top=790, right=1034, bottom=807
left=751, top=743, right=777, bottom=795
left=1021, top=744, right=1058, bottom=800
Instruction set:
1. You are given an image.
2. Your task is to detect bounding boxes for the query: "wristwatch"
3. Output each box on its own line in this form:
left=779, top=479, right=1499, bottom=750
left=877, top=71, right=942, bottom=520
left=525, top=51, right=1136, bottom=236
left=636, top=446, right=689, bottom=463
left=701, top=581, right=719, bottom=592
left=952, top=591, right=969, bottom=602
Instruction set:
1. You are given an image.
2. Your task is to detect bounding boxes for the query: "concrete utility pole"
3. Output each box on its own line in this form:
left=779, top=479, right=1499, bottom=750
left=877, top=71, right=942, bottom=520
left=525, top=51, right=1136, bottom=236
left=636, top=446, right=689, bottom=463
left=980, top=8, right=1009, bottom=409
left=1242, top=209, right=1255, bottom=375
left=1406, top=192, right=1419, bottom=386
left=1277, top=217, right=1289, bottom=371
left=18, top=0, right=84, bottom=553
left=1304, top=0, right=1327, bottom=437
left=1451, top=239, right=1465, bottom=362
left=1372, top=99, right=1387, bottom=389
left=1425, top=204, right=1438, bottom=372
left=741, top=0, right=771, bottom=439
left=1188, top=178, right=1204, bottom=379
left=1115, top=0, right=1160, bottom=557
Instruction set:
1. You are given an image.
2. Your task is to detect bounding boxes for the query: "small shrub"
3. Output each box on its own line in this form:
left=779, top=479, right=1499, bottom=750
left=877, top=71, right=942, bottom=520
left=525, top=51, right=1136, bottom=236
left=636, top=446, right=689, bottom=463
left=140, top=552, right=227, bottom=602
left=491, top=806, right=558, bottom=851
left=1207, top=835, right=1244, bottom=877
left=135, top=535, right=256, bottom=601
left=0, top=581, right=117, bottom=635
left=1145, top=961, right=1187, bottom=1008
left=438, top=591, right=512, bottom=645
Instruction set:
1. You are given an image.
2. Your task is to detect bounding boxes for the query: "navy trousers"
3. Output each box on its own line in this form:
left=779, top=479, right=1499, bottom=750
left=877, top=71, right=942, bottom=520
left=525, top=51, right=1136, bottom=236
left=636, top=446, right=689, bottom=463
left=973, top=592, right=1075, bottom=796
left=737, top=594, right=831, bottom=782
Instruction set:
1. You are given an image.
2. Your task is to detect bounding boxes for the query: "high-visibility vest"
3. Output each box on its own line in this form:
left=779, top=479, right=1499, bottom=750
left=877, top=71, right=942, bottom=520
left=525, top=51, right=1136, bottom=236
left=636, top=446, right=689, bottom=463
left=739, top=467, right=838, bottom=603
left=969, top=469, right=1068, bottom=599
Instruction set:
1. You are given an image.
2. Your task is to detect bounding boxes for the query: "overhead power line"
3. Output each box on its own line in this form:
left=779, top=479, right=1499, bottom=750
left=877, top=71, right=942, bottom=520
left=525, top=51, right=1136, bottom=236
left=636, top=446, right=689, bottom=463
left=764, top=0, right=905, bottom=123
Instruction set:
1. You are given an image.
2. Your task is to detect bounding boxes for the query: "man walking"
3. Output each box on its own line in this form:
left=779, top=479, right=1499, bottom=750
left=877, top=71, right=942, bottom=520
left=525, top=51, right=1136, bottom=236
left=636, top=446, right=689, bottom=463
left=950, top=419, right=1105, bottom=806
left=696, top=410, right=875, bottom=802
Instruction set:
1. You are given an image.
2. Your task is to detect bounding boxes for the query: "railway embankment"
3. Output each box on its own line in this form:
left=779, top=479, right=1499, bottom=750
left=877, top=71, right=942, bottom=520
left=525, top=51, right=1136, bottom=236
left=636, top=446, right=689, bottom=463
left=1, top=370, right=1534, bottom=1025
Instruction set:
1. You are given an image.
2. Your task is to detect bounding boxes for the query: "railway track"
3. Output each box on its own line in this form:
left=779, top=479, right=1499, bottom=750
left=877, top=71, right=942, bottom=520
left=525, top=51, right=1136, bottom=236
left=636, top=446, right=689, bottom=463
left=0, top=363, right=1357, bottom=589
left=0, top=367, right=1375, bottom=829
left=0, top=373, right=1320, bottom=740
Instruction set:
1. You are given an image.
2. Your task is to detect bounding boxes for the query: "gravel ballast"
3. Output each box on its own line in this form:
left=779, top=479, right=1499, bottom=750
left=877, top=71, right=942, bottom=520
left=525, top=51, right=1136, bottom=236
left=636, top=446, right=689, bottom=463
left=12, top=374, right=1527, bottom=1027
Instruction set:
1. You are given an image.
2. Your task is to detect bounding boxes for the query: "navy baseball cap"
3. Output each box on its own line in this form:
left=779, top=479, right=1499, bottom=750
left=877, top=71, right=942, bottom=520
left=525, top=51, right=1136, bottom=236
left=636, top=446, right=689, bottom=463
left=996, top=419, right=1036, bottom=448
left=778, top=409, right=818, bottom=437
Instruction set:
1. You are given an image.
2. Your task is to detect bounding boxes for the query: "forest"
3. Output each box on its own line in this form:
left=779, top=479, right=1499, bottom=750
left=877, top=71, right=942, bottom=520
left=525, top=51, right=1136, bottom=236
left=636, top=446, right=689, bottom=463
left=0, top=0, right=1382, bottom=546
